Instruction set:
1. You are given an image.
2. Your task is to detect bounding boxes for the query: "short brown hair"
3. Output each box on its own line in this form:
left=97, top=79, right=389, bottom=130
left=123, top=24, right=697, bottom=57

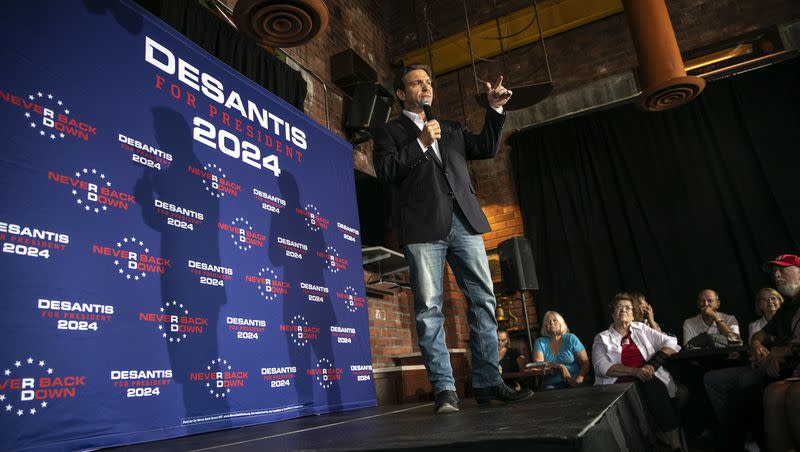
left=393, top=64, right=433, bottom=107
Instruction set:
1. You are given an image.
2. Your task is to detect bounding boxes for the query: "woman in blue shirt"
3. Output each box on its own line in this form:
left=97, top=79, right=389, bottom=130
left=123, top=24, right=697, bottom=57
left=533, top=311, right=590, bottom=390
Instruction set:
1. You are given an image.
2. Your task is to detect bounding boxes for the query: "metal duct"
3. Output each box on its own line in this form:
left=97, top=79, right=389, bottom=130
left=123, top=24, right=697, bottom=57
left=233, top=0, right=329, bottom=47
left=622, top=0, right=705, bottom=111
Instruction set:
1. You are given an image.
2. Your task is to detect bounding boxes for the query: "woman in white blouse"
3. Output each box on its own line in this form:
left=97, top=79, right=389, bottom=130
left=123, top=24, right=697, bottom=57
left=748, top=287, right=783, bottom=342
left=593, top=293, right=682, bottom=452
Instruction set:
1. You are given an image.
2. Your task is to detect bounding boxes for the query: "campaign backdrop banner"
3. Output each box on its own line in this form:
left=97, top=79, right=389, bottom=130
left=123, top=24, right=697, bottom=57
left=0, top=1, right=374, bottom=450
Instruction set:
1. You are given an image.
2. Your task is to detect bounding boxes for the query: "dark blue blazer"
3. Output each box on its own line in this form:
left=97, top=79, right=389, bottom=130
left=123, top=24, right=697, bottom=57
left=372, top=108, right=505, bottom=246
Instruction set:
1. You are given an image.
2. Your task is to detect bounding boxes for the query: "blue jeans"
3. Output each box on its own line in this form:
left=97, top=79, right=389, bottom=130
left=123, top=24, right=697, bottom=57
left=403, top=208, right=503, bottom=394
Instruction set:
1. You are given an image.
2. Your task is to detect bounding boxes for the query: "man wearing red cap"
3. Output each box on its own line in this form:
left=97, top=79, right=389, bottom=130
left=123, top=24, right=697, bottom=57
left=752, top=254, right=800, bottom=452
left=703, top=254, right=800, bottom=451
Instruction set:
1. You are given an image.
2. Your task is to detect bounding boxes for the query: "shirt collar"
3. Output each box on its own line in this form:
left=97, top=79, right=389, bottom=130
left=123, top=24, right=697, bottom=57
left=402, top=109, right=424, bottom=125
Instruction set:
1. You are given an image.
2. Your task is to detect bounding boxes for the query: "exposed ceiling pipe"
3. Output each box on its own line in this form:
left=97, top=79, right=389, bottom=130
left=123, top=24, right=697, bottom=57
left=621, top=0, right=705, bottom=111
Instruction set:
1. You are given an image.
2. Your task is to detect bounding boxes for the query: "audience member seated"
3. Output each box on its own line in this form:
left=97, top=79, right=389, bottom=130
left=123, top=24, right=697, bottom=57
left=752, top=254, right=800, bottom=452
left=593, top=293, right=682, bottom=451
left=704, top=255, right=800, bottom=452
left=682, top=289, right=740, bottom=347
left=498, top=329, right=527, bottom=374
left=532, top=311, right=589, bottom=390
left=631, top=291, right=662, bottom=332
left=749, top=287, right=783, bottom=342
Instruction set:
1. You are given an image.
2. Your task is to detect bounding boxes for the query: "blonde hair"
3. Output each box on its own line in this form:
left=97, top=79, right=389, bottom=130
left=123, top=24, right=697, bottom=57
left=540, top=311, right=569, bottom=337
left=755, top=287, right=783, bottom=315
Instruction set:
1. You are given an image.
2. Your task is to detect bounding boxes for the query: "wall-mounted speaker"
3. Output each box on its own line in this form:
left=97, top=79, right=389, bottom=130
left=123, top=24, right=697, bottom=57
left=346, top=82, right=393, bottom=144
left=498, top=237, right=539, bottom=291
left=331, top=49, right=377, bottom=96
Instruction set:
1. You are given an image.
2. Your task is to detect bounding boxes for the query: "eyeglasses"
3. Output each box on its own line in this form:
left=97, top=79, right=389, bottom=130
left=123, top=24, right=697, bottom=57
left=758, top=296, right=780, bottom=302
left=615, top=305, right=634, bottom=312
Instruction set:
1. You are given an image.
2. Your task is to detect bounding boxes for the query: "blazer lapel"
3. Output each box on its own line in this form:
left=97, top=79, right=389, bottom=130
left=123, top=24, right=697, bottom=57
left=437, top=122, right=448, bottom=171
left=399, top=114, right=445, bottom=171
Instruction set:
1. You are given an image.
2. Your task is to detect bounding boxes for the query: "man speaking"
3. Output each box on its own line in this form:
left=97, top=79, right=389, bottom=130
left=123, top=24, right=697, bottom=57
left=373, top=64, right=532, bottom=414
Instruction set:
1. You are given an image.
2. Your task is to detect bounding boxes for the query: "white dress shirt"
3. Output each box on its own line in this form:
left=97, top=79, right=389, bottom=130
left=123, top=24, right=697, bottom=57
left=682, top=312, right=740, bottom=345
left=403, top=105, right=504, bottom=164
left=592, top=321, right=681, bottom=397
left=402, top=110, right=442, bottom=162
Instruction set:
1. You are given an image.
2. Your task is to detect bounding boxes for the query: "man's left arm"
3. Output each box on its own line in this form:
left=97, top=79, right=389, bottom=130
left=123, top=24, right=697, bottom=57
left=462, top=76, right=512, bottom=160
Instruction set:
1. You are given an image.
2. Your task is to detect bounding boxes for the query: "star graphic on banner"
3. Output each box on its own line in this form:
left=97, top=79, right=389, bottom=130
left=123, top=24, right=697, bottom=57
left=25, top=112, right=30, bottom=118
left=0, top=395, right=5, bottom=401
left=72, top=190, right=77, bottom=195
left=41, top=401, right=47, bottom=408
left=37, top=92, right=42, bottom=97
left=85, top=206, right=90, bottom=211
left=102, top=206, right=107, bottom=211
left=59, top=133, right=64, bottom=138
left=4, top=405, right=11, bottom=412
left=58, top=100, right=62, bottom=105
left=126, top=274, right=131, bottom=280
left=47, top=368, right=53, bottom=374
left=114, top=260, right=119, bottom=265
left=77, top=199, right=83, bottom=205
left=30, top=408, right=36, bottom=415
left=39, top=130, right=45, bottom=136
left=82, top=168, right=88, bottom=174
left=26, top=358, right=33, bottom=364
left=47, top=94, right=52, bottom=99
left=3, top=369, right=9, bottom=376
left=17, top=409, right=22, bottom=416
left=50, top=134, right=55, bottom=140
left=145, top=248, right=149, bottom=253
left=28, top=95, right=34, bottom=100
left=30, top=122, right=35, bottom=128
left=65, top=109, right=70, bottom=114
left=38, top=361, right=44, bottom=367
left=91, top=169, right=96, bottom=174
left=118, top=269, right=124, bottom=274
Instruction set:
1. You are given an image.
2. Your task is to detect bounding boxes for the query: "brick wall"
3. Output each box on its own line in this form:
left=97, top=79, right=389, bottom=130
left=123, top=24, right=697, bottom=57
left=279, top=0, right=800, bottom=369
left=280, top=0, right=420, bottom=368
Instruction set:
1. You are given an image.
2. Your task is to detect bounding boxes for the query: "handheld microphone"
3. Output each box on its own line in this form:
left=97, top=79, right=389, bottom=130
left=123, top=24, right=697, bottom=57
left=422, top=100, right=435, bottom=122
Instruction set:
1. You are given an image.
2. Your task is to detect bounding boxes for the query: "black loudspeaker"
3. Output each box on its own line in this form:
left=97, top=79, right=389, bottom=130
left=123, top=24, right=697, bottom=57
left=345, top=83, right=393, bottom=144
left=331, top=49, right=378, bottom=95
left=498, top=237, right=539, bottom=291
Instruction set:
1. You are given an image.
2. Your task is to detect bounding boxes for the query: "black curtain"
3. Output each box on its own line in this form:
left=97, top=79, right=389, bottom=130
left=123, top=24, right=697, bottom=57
left=509, top=58, right=800, bottom=346
left=136, top=0, right=307, bottom=110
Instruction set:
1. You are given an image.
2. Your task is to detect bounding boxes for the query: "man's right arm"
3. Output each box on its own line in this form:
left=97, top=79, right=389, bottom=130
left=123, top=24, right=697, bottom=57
left=372, top=123, right=427, bottom=184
